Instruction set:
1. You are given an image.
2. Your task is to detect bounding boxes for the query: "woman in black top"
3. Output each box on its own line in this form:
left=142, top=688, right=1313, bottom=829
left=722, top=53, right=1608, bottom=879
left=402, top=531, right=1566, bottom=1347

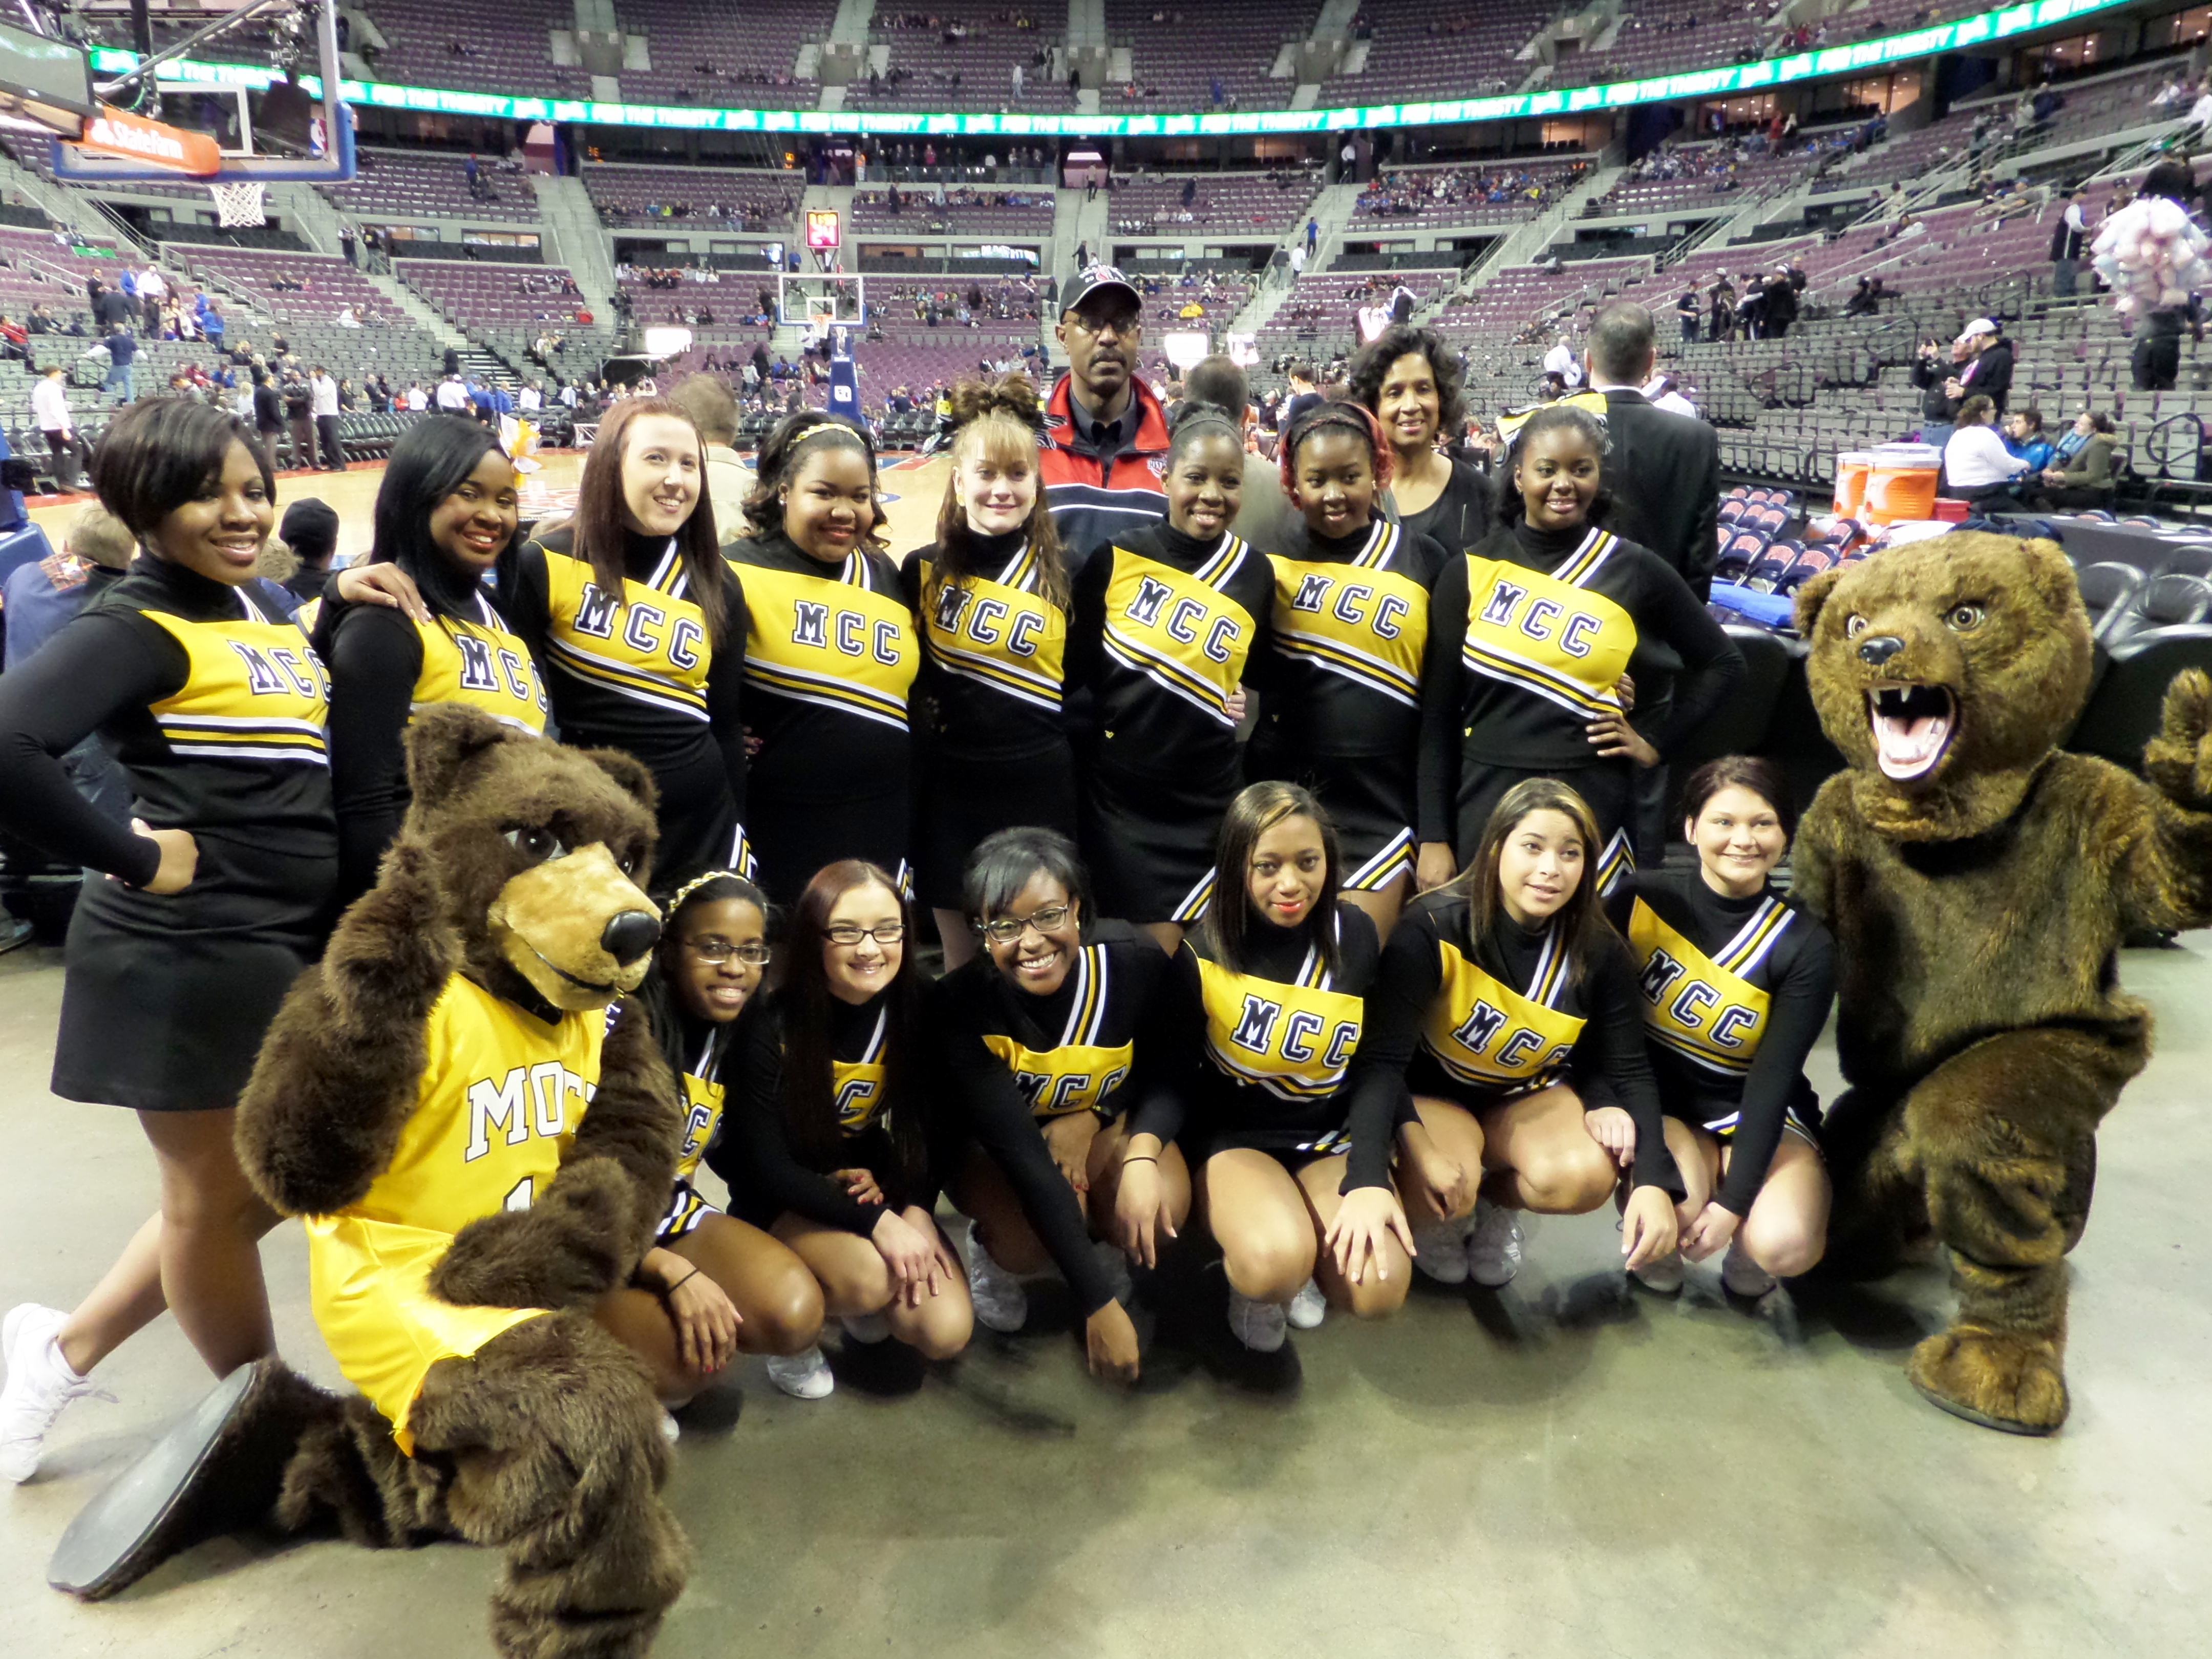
left=1124, top=783, right=1410, bottom=1353
left=1605, top=757, right=1834, bottom=1299
left=0, top=400, right=424, bottom=1479
left=1364, top=778, right=1685, bottom=1290
left=708, top=859, right=970, bottom=1389
left=497, top=396, right=749, bottom=887
left=1415, top=402, right=1743, bottom=897
left=901, top=376, right=1076, bottom=969
left=931, top=828, right=1195, bottom=1382
left=1348, top=323, right=1492, bottom=555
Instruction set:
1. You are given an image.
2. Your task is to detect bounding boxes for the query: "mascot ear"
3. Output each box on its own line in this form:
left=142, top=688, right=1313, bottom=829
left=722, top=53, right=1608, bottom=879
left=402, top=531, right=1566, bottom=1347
left=1793, top=565, right=1847, bottom=637
left=406, top=704, right=525, bottom=806
left=2017, top=537, right=2085, bottom=618
left=579, top=745, right=660, bottom=817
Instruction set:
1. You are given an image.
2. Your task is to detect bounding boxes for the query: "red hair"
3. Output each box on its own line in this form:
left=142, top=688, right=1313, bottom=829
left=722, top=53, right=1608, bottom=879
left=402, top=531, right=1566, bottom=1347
left=1279, top=397, right=1396, bottom=504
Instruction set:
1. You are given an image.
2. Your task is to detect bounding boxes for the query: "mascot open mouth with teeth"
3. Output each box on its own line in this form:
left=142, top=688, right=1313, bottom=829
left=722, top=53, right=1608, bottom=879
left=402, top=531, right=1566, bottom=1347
left=1791, top=533, right=2212, bottom=1434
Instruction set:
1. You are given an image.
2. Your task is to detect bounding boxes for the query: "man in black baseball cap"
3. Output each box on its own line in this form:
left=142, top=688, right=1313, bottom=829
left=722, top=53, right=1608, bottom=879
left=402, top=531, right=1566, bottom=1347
left=1040, top=264, right=1168, bottom=574
left=279, top=497, right=342, bottom=605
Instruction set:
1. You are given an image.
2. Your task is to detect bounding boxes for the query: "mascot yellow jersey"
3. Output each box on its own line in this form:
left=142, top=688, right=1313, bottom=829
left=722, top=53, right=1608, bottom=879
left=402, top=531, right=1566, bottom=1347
left=1419, top=918, right=1584, bottom=1094
left=1459, top=529, right=1637, bottom=728
left=413, top=594, right=547, bottom=735
left=303, top=975, right=603, bottom=1449
left=981, top=942, right=1136, bottom=1118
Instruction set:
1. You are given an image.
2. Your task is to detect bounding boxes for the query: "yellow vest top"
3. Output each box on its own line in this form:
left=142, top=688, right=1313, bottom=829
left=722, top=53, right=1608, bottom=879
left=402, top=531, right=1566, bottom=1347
left=141, top=588, right=330, bottom=765
left=980, top=943, right=1135, bottom=1118
left=414, top=593, right=548, bottom=735
left=543, top=540, right=714, bottom=721
left=1102, top=534, right=1257, bottom=727
left=1198, top=939, right=1364, bottom=1103
left=1421, top=924, right=1584, bottom=1091
left=834, top=1005, right=892, bottom=1133
left=675, top=1029, right=724, bottom=1183
left=1461, top=529, right=1637, bottom=721
left=1627, top=895, right=1791, bottom=1079
left=920, top=541, right=1066, bottom=715
left=741, top=550, right=919, bottom=731
left=1267, top=519, right=1430, bottom=710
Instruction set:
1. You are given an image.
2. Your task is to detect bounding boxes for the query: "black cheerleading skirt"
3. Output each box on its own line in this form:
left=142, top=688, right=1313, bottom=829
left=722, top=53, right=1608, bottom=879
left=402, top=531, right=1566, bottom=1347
left=1454, top=759, right=1636, bottom=895
left=53, top=833, right=335, bottom=1113
left=649, top=749, right=748, bottom=891
left=1079, top=757, right=1238, bottom=926
left=747, top=784, right=913, bottom=908
left=912, top=741, right=1079, bottom=912
left=1245, top=741, right=1416, bottom=895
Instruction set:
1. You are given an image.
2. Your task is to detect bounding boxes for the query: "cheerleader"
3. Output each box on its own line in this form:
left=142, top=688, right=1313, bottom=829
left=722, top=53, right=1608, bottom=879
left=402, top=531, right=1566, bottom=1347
left=931, top=828, right=1195, bottom=1382
left=1363, top=778, right=1684, bottom=1288
left=1414, top=402, right=1742, bottom=896
left=1607, top=758, right=1833, bottom=1296
left=1246, top=399, right=1445, bottom=940
left=0, top=400, right=421, bottom=1480
left=595, top=871, right=831, bottom=1400
left=901, top=376, right=1075, bottom=968
left=726, top=414, right=917, bottom=904
left=1124, top=783, right=1411, bottom=1353
left=707, top=860, right=970, bottom=1392
left=320, top=415, right=544, bottom=903
left=1347, top=324, right=1492, bottom=554
left=1066, top=401, right=1272, bottom=951
left=496, top=396, right=749, bottom=885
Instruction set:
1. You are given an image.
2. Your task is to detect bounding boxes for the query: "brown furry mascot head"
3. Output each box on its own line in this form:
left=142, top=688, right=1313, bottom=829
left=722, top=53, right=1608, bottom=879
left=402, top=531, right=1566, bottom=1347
left=1793, top=533, right=2094, bottom=841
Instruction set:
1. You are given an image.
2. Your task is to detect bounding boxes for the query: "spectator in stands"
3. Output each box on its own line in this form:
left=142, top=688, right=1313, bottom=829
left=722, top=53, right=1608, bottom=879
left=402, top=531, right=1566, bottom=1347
left=101, top=325, right=135, bottom=404
left=434, top=372, right=470, bottom=413
left=2051, top=185, right=2090, bottom=298
left=1541, top=333, right=1581, bottom=388
left=1844, top=278, right=1879, bottom=318
left=2004, top=409, right=2054, bottom=474
left=1707, top=274, right=1734, bottom=342
left=670, top=374, right=747, bottom=546
left=1349, top=324, right=1489, bottom=555
left=310, top=366, right=345, bottom=472
left=2027, top=411, right=2117, bottom=509
left=282, top=371, right=314, bottom=470
left=1676, top=285, right=1699, bottom=344
left=1911, top=334, right=1960, bottom=448
left=1761, top=267, right=1798, bottom=340
left=279, top=499, right=342, bottom=604
left=2130, top=161, right=2206, bottom=390
left=251, top=369, right=284, bottom=457
left=31, top=365, right=85, bottom=492
left=137, top=265, right=165, bottom=336
left=1042, top=266, right=1166, bottom=573
left=1943, top=396, right=2031, bottom=503
left=1946, top=317, right=2013, bottom=416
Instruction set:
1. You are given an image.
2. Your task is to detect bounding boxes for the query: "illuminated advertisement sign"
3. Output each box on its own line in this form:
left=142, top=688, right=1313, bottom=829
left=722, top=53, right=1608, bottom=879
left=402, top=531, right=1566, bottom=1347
left=88, top=1, right=2128, bottom=139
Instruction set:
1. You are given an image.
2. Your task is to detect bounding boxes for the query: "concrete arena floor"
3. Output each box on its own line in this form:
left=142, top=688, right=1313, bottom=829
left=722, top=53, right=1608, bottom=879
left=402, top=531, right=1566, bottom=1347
left=2, top=457, right=2207, bottom=1655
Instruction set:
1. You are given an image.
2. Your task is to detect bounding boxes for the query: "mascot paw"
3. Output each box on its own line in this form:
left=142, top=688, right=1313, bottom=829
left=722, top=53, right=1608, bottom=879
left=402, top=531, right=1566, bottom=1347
left=1906, top=1326, right=2070, bottom=1436
left=2144, top=668, right=2212, bottom=806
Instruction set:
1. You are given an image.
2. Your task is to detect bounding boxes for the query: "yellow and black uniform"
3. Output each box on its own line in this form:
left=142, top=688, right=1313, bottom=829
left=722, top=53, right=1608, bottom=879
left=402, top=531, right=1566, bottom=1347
left=319, top=561, right=548, bottom=903
left=1130, top=903, right=1397, bottom=1192
left=303, top=973, right=604, bottom=1451
left=726, top=530, right=917, bottom=903
left=1608, top=866, right=1835, bottom=1214
left=1361, top=887, right=1685, bottom=1197
left=0, top=557, right=337, bottom=1111
left=1066, top=521, right=1273, bottom=923
left=498, top=526, right=750, bottom=885
left=902, top=528, right=1076, bottom=909
left=1416, top=521, right=1742, bottom=889
left=710, top=991, right=940, bottom=1233
left=631, top=972, right=732, bottom=1241
left=1247, top=516, right=1444, bottom=892
left=927, top=921, right=1194, bottom=1312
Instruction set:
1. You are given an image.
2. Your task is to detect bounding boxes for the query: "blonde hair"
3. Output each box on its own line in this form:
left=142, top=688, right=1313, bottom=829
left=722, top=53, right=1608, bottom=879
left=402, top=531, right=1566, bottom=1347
left=933, top=373, right=1067, bottom=608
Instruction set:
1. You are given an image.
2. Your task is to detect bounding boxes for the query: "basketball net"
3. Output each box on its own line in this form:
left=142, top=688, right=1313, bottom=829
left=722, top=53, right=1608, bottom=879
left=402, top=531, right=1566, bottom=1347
left=209, top=180, right=267, bottom=228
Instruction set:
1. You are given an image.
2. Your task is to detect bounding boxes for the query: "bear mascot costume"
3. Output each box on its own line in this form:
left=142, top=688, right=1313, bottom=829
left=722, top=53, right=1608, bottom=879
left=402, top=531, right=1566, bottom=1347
left=1790, top=533, right=2212, bottom=1435
left=47, top=705, right=691, bottom=1657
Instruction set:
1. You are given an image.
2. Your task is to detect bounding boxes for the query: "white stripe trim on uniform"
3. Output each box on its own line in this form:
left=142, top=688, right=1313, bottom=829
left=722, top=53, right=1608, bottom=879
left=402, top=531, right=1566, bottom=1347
left=858, top=1006, right=888, bottom=1065
left=1342, top=828, right=1415, bottom=891
left=160, top=742, right=330, bottom=765
left=545, top=634, right=710, bottom=718
left=1169, top=868, right=1215, bottom=924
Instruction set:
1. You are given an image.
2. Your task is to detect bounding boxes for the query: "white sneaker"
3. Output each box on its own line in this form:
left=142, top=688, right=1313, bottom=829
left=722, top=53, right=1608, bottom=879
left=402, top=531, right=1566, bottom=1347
left=1, top=1304, right=107, bottom=1484
left=764, top=1345, right=835, bottom=1400
left=1411, top=1215, right=1471, bottom=1284
left=1226, top=1290, right=1287, bottom=1353
left=964, top=1222, right=1029, bottom=1334
left=1466, top=1199, right=1524, bottom=1288
left=1090, top=1241, right=1134, bottom=1307
left=1631, top=1250, right=1685, bottom=1294
left=1722, top=1246, right=1778, bottom=1298
left=840, top=1310, right=891, bottom=1345
left=657, top=1410, right=681, bottom=1444
left=1286, top=1277, right=1326, bottom=1330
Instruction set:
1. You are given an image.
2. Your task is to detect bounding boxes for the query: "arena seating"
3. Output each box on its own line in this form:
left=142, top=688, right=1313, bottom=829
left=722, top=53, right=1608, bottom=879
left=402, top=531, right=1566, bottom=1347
left=354, top=0, right=590, bottom=99
left=611, top=0, right=833, bottom=105
left=1330, top=0, right=1552, bottom=100
left=1108, top=172, right=1324, bottom=238
left=396, top=259, right=593, bottom=331
left=322, top=148, right=539, bottom=225
left=1103, top=0, right=1318, bottom=108
left=581, top=163, right=803, bottom=234
left=1258, top=268, right=1455, bottom=358
left=1428, top=258, right=1656, bottom=345
left=850, top=188, right=1057, bottom=237
left=1353, top=161, right=1582, bottom=227
left=181, top=248, right=409, bottom=328
left=846, top=18, right=1068, bottom=113
left=1550, top=0, right=1771, bottom=88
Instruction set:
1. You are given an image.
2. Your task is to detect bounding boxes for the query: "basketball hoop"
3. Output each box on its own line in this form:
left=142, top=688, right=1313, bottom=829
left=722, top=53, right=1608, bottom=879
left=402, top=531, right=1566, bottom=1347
left=209, top=180, right=267, bottom=228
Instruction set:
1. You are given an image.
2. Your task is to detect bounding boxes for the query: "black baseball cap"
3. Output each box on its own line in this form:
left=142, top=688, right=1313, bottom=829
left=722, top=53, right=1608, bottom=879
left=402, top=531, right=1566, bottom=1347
left=1061, top=264, right=1141, bottom=318
left=280, top=498, right=341, bottom=563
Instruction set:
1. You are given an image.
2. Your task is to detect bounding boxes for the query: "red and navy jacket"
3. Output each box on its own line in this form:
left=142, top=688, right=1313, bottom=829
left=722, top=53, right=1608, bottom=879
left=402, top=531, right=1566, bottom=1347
left=1041, top=370, right=1170, bottom=578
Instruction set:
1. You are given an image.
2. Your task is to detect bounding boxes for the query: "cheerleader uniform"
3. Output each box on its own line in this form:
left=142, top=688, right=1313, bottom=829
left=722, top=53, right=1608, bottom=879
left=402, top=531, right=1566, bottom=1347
left=1362, top=887, right=1685, bottom=1199
left=0, top=558, right=335, bottom=1111
left=1066, top=522, right=1273, bottom=924
left=726, top=531, right=917, bottom=902
left=318, top=562, right=547, bottom=903
left=1246, top=517, right=1443, bottom=894
left=1130, top=904, right=1396, bottom=1193
left=498, top=526, right=750, bottom=885
left=1416, top=522, right=1742, bottom=891
left=901, top=528, right=1075, bottom=910
left=927, top=921, right=1194, bottom=1313
left=1609, top=867, right=1835, bottom=1215
left=708, top=992, right=939, bottom=1234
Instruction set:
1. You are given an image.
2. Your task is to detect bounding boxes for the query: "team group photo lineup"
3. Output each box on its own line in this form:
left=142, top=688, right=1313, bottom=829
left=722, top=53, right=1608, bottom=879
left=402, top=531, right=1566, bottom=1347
left=0, top=0, right=2208, bottom=1654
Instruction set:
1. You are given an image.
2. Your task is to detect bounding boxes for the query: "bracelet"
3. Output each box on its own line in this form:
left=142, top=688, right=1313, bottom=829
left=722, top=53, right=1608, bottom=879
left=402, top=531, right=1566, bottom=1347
left=1124, top=1155, right=1158, bottom=1165
left=662, top=1266, right=701, bottom=1295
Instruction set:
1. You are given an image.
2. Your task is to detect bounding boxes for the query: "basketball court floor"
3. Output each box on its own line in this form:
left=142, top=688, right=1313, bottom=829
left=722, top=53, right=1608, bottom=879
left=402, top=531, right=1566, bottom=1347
left=2, top=455, right=2208, bottom=1657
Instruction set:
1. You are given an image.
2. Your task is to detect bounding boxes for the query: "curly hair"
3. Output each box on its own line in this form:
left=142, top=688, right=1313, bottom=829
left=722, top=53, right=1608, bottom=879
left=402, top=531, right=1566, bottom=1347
left=931, top=372, right=1068, bottom=608
left=741, top=411, right=887, bottom=552
left=1346, top=324, right=1469, bottom=455
left=1278, top=396, right=1394, bottom=503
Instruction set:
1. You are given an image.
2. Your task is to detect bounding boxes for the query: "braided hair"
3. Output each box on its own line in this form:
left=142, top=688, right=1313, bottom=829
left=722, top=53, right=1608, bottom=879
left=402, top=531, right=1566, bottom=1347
left=1279, top=396, right=1394, bottom=503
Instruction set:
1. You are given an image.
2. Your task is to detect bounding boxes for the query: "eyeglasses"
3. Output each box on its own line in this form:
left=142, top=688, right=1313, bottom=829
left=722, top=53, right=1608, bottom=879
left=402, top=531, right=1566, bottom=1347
left=683, top=938, right=772, bottom=966
left=1065, top=311, right=1140, bottom=340
left=977, top=903, right=1072, bottom=944
left=824, top=921, right=906, bottom=947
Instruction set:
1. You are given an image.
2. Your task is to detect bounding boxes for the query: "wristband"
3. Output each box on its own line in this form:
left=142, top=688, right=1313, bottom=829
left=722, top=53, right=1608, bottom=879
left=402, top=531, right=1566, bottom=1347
left=663, top=1266, right=701, bottom=1295
left=1124, top=1155, right=1158, bottom=1165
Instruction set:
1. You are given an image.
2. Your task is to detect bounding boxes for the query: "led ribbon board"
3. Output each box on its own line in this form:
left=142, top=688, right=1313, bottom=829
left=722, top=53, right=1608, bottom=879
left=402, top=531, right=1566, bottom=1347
left=88, top=0, right=2128, bottom=138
